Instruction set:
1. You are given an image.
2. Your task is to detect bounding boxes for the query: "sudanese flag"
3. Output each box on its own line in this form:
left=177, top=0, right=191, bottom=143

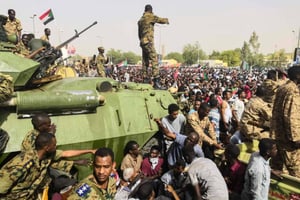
left=39, top=9, right=54, bottom=25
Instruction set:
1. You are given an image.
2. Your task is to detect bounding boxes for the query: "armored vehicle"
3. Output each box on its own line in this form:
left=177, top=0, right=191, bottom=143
left=0, top=22, right=175, bottom=180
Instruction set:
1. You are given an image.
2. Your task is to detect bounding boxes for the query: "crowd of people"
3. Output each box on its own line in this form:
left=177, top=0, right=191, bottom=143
left=0, top=5, right=300, bottom=200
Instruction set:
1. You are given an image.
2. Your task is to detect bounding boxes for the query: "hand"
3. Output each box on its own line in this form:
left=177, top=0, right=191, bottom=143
left=214, top=143, right=224, bottom=149
left=73, top=159, right=91, bottom=166
left=154, top=118, right=162, bottom=127
left=91, top=149, right=97, bottom=154
left=48, top=123, right=56, bottom=134
left=271, top=169, right=283, bottom=179
left=166, top=184, right=175, bottom=193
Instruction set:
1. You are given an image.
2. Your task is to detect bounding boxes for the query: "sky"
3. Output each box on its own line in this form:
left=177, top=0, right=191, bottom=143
left=2, top=0, right=300, bottom=57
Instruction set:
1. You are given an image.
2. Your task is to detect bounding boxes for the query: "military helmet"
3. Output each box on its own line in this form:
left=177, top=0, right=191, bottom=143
left=98, top=47, right=104, bottom=52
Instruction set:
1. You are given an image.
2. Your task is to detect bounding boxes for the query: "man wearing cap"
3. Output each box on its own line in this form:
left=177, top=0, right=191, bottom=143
left=138, top=4, right=169, bottom=89
left=68, top=147, right=117, bottom=199
left=96, top=47, right=108, bottom=77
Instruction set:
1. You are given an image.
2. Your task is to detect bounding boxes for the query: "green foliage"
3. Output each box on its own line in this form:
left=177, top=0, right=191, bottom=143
left=123, top=51, right=141, bottom=65
left=220, top=49, right=241, bottom=66
left=182, top=42, right=207, bottom=65
left=106, top=49, right=141, bottom=65
left=209, top=50, right=221, bottom=60
left=240, top=32, right=263, bottom=67
left=165, top=52, right=184, bottom=63
left=265, top=49, right=288, bottom=67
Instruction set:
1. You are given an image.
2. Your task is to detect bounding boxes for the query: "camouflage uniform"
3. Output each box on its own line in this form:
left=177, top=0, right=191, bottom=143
left=21, top=129, right=74, bottom=173
left=186, top=112, right=217, bottom=147
left=0, top=73, right=13, bottom=103
left=96, top=52, right=106, bottom=77
left=4, top=17, right=22, bottom=42
left=261, top=79, right=280, bottom=104
left=0, top=149, right=63, bottom=199
left=272, top=80, right=300, bottom=178
left=138, top=11, right=168, bottom=77
left=240, top=96, right=272, bottom=140
left=15, top=41, right=30, bottom=57
left=68, top=175, right=116, bottom=200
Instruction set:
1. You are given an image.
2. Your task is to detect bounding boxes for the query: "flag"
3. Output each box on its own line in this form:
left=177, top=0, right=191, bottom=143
left=117, top=60, right=128, bottom=67
left=39, top=9, right=54, bottom=25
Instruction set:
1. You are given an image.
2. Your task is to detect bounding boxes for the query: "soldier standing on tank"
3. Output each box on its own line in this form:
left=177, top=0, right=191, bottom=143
left=138, top=4, right=169, bottom=89
left=96, top=47, right=108, bottom=77
left=4, top=9, right=22, bottom=43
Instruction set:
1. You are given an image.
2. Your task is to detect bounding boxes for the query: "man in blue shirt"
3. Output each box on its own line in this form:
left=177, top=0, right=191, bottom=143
left=241, top=138, right=278, bottom=200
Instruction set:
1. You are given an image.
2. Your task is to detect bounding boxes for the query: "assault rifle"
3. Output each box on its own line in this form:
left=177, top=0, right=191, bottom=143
left=31, top=21, right=98, bottom=81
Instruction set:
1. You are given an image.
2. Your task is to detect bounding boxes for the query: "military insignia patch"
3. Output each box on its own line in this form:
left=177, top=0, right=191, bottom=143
left=76, top=183, right=91, bottom=197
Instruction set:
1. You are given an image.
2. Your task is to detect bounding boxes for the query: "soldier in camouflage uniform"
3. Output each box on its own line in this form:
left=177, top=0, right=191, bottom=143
left=0, top=132, right=95, bottom=199
left=240, top=86, right=272, bottom=140
left=186, top=102, right=223, bottom=156
left=0, top=73, right=13, bottom=103
left=68, top=147, right=117, bottom=200
left=96, top=47, right=108, bottom=77
left=0, top=132, right=61, bottom=199
left=272, top=65, right=300, bottom=178
left=138, top=4, right=169, bottom=89
left=0, top=15, right=8, bottom=42
left=15, top=34, right=30, bottom=57
left=21, top=113, right=92, bottom=173
left=4, top=9, right=22, bottom=43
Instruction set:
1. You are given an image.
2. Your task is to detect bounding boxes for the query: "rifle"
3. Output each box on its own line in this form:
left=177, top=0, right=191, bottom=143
left=30, top=21, right=98, bottom=82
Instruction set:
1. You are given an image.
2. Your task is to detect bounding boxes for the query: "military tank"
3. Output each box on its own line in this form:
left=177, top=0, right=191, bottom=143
left=0, top=23, right=175, bottom=179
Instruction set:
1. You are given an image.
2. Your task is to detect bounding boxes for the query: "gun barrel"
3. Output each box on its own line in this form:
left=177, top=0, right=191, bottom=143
left=56, top=21, right=98, bottom=49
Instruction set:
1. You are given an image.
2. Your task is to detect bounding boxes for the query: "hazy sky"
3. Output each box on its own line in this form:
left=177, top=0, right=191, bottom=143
left=2, top=0, right=300, bottom=57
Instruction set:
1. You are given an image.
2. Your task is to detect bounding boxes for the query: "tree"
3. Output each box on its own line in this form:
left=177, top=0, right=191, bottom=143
left=209, top=50, right=221, bottom=60
left=248, top=31, right=262, bottom=67
left=220, top=49, right=241, bottom=67
left=266, top=49, right=288, bottom=67
left=182, top=42, right=207, bottom=65
left=165, top=52, right=184, bottom=63
left=106, top=49, right=140, bottom=65
left=241, top=41, right=251, bottom=62
left=123, top=51, right=140, bottom=65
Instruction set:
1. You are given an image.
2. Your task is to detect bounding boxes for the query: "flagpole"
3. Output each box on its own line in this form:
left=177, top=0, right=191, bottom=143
left=30, top=14, right=37, bottom=35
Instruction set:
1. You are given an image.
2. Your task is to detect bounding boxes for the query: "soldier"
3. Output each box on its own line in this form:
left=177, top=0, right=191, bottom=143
left=68, top=147, right=117, bottom=200
left=272, top=65, right=300, bottom=178
left=240, top=86, right=272, bottom=141
left=186, top=102, right=223, bottom=159
left=40, top=28, right=51, bottom=42
left=15, top=34, right=30, bottom=57
left=0, top=15, right=8, bottom=42
left=0, top=73, right=13, bottom=103
left=96, top=47, right=108, bottom=77
left=0, top=132, right=95, bottom=199
left=138, top=4, right=169, bottom=89
left=21, top=113, right=90, bottom=174
left=4, top=9, right=22, bottom=43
